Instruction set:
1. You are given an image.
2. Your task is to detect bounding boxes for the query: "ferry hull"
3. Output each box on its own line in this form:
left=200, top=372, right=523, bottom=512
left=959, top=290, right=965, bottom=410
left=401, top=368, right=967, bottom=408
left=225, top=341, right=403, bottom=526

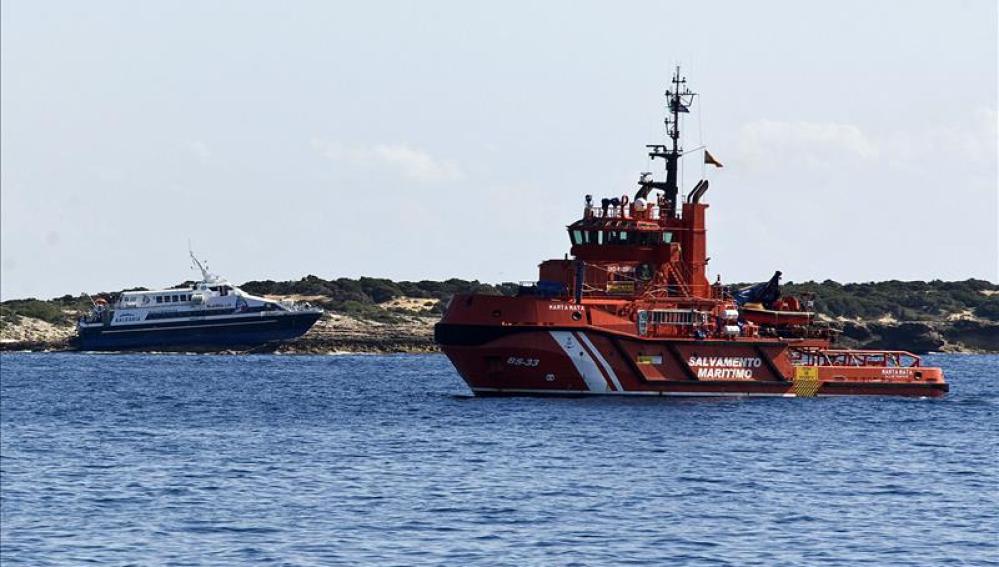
left=435, top=323, right=948, bottom=398
left=76, top=312, right=321, bottom=351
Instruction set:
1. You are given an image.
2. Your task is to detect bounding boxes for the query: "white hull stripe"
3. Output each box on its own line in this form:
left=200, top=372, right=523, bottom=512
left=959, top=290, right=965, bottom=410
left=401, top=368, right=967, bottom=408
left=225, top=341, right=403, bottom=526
left=549, top=331, right=613, bottom=392
left=471, top=387, right=797, bottom=397
left=575, top=332, right=623, bottom=391
left=102, top=320, right=276, bottom=334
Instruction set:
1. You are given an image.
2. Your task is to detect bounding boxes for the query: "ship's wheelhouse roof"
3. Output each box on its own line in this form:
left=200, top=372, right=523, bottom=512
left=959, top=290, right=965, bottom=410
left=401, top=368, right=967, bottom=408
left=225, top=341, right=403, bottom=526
left=121, top=288, right=194, bottom=298
left=119, top=281, right=237, bottom=297
left=569, top=217, right=663, bottom=231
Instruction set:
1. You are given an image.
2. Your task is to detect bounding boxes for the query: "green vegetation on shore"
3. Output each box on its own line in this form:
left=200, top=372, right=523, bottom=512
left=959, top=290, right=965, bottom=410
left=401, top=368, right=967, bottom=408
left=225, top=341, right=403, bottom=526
left=781, top=279, right=999, bottom=322
left=240, top=276, right=520, bottom=322
left=2, top=276, right=996, bottom=328
left=0, top=295, right=92, bottom=329
left=238, top=276, right=999, bottom=324
left=2, top=277, right=997, bottom=353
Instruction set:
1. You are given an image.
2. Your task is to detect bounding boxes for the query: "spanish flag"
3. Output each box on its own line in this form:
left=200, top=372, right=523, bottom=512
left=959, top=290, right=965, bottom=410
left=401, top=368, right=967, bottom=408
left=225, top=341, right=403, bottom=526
left=704, top=150, right=723, bottom=168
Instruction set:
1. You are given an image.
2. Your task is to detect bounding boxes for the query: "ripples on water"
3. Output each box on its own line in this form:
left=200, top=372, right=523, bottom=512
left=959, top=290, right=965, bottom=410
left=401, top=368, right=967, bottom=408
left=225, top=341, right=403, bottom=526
left=1, top=353, right=997, bottom=565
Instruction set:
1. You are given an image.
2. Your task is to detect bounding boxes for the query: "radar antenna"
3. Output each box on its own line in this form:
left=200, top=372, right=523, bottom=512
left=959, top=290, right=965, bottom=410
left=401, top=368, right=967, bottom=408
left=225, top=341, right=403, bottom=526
left=637, top=66, right=696, bottom=218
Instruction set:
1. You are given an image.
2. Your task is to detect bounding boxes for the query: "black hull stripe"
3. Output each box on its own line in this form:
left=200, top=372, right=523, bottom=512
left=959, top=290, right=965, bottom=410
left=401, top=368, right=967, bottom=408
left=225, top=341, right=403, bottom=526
left=80, top=313, right=320, bottom=336
left=470, top=384, right=947, bottom=397
left=75, top=313, right=321, bottom=350
left=102, top=320, right=275, bottom=334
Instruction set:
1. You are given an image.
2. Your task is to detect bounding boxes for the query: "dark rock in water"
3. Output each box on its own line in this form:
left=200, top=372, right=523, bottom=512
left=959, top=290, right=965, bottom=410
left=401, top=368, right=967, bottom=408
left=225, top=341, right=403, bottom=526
left=0, top=339, right=73, bottom=352
left=273, top=334, right=436, bottom=354
left=841, top=321, right=873, bottom=341
left=833, top=319, right=999, bottom=354
left=942, top=320, right=999, bottom=352
left=867, top=322, right=945, bottom=354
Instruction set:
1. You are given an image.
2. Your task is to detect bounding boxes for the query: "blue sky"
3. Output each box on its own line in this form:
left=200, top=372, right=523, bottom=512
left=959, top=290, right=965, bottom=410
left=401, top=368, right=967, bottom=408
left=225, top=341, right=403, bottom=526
left=2, top=0, right=996, bottom=299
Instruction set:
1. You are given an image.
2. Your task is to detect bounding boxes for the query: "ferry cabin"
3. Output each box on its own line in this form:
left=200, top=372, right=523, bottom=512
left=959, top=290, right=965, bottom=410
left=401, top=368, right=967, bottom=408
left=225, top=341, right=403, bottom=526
left=105, top=282, right=291, bottom=325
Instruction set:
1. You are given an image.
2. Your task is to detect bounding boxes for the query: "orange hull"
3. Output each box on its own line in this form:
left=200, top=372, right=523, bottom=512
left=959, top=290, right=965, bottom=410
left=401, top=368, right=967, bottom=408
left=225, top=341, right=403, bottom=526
left=433, top=70, right=947, bottom=399
left=435, top=296, right=947, bottom=398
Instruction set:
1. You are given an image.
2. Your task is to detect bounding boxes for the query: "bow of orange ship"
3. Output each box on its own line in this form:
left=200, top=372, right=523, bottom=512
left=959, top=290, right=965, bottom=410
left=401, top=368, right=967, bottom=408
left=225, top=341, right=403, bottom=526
left=434, top=68, right=947, bottom=398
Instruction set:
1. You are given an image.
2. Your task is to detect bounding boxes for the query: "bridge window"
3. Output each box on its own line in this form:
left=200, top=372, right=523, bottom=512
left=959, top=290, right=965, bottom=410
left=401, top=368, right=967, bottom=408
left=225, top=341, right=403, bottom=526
left=156, top=296, right=163, bottom=304
left=572, top=230, right=584, bottom=245
left=606, top=231, right=631, bottom=245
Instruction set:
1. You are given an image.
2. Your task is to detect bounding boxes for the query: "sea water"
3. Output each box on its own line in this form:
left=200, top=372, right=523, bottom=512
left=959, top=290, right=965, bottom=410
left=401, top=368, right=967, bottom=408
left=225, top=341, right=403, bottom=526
left=1, top=353, right=996, bottom=566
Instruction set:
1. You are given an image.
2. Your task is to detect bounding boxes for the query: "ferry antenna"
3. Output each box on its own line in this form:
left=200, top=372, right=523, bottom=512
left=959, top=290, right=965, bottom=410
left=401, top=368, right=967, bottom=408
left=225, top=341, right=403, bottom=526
left=188, top=241, right=211, bottom=281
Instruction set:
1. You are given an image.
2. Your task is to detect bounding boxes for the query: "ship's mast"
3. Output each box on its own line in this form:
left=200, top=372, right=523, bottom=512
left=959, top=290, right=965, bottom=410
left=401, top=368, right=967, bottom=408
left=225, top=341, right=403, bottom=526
left=643, top=66, right=696, bottom=218
left=189, top=245, right=211, bottom=281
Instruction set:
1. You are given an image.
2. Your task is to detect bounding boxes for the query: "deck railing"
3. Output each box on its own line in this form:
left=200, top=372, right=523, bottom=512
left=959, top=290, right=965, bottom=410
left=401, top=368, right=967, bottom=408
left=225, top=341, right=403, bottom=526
left=790, top=348, right=922, bottom=368
left=585, top=205, right=665, bottom=221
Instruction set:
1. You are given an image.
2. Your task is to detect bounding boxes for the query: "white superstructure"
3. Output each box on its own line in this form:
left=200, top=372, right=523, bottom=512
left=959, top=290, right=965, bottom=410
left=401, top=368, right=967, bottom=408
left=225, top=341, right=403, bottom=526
left=76, top=251, right=322, bottom=350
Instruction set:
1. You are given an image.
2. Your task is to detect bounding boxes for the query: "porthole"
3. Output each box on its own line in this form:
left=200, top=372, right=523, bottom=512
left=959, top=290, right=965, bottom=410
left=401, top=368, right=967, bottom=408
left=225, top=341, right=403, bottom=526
left=571, top=311, right=583, bottom=321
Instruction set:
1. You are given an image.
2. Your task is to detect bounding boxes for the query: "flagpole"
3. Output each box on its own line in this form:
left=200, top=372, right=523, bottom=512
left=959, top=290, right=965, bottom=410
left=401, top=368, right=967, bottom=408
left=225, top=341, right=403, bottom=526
left=699, top=94, right=706, bottom=180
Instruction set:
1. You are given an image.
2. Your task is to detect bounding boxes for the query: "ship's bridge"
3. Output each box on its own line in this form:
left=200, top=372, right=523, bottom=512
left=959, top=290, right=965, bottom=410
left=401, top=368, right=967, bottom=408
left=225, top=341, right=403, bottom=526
left=539, top=64, right=716, bottom=301
left=569, top=222, right=674, bottom=247
left=538, top=188, right=713, bottom=300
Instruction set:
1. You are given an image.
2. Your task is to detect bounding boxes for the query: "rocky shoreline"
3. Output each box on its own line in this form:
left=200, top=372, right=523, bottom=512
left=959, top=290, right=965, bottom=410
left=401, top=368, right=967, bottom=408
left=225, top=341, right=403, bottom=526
left=2, top=313, right=997, bottom=355
left=3, top=279, right=999, bottom=355
left=833, top=319, right=999, bottom=354
left=0, top=313, right=439, bottom=355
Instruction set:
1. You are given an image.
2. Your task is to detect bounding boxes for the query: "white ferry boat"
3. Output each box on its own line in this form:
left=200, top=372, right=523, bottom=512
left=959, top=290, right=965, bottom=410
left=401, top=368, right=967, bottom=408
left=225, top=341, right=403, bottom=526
left=77, top=253, right=322, bottom=351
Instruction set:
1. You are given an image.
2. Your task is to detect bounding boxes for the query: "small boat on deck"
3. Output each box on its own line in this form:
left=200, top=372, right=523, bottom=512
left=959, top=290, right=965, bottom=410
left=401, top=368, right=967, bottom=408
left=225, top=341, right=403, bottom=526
left=739, top=304, right=813, bottom=327
left=733, top=272, right=813, bottom=327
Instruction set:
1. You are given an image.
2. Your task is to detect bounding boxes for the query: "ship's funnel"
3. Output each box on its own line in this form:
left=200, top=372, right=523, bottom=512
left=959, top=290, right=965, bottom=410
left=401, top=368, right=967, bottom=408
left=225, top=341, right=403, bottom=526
left=688, top=179, right=710, bottom=203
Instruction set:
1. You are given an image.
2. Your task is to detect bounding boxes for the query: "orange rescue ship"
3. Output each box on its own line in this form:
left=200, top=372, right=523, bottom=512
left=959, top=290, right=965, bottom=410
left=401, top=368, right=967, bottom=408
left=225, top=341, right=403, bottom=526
left=435, top=69, right=947, bottom=398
